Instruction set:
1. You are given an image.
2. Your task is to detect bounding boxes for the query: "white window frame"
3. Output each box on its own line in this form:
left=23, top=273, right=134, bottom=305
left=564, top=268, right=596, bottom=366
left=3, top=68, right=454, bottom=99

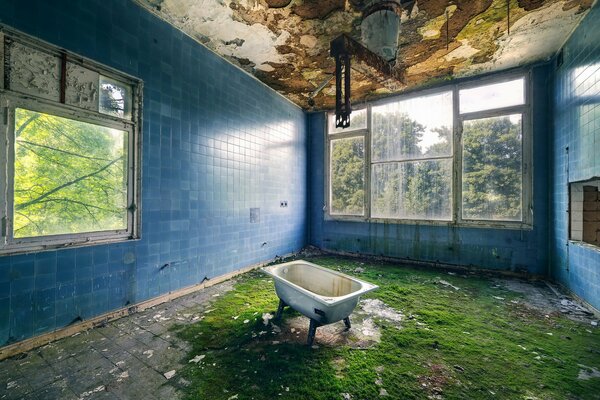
left=0, top=27, right=142, bottom=254
left=325, top=70, right=532, bottom=229
left=325, top=109, right=369, bottom=222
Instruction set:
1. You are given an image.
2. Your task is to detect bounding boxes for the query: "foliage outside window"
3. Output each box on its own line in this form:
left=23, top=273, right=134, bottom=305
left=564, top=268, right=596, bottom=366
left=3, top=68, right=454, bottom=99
left=327, top=75, right=530, bottom=227
left=330, top=136, right=365, bottom=216
left=461, top=115, right=523, bottom=221
left=14, top=108, right=128, bottom=238
left=371, top=91, right=453, bottom=221
left=0, top=29, right=140, bottom=253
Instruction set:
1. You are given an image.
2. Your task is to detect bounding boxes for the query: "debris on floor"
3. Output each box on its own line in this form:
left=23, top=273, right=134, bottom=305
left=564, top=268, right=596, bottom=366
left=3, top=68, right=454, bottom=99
left=0, top=256, right=598, bottom=400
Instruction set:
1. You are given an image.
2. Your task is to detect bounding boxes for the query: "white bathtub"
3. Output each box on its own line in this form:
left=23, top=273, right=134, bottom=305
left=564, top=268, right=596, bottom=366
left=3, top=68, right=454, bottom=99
left=262, top=260, right=378, bottom=345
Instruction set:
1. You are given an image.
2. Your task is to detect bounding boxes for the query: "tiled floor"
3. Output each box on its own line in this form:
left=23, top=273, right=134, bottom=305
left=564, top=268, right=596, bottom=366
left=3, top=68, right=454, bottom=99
left=0, top=280, right=235, bottom=400
left=0, top=267, right=598, bottom=400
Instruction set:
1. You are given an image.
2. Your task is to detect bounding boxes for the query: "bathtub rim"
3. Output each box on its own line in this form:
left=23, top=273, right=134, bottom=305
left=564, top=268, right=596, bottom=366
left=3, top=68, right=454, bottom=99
left=261, top=260, right=378, bottom=307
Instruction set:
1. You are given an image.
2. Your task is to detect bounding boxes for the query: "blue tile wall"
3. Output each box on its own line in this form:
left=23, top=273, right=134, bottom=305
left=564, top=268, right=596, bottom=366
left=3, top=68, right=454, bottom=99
left=308, top=64, right=551, bottom=275
left=0, top=0, right=307, bottom=345
left=550, top=3, right=600, bottom=311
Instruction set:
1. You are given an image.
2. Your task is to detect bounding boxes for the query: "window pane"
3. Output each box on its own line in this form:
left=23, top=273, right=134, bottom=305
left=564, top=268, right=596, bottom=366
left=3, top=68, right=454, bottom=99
left=462, top=114, right=522, bottom=221
left=328, top=109, right=367, bottom=134
left=330, top=136, right=365, bottom=216
left=99, top=75, right=132, bottom=119
left=14, top=108, right=128, bottom=238
left=371, top=159, right=452, bottom=220
left=372, top=91, right=453, bottom=162
left=459, top=78, right=524, bottom=114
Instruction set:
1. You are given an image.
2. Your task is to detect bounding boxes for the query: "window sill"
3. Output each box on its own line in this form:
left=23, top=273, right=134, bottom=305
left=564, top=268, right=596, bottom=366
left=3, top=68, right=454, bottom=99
left=568, top=240, right=600, bottom=252
left=324, top=214, right=533, bottom=230
left=0, top=235, right=140, bottom=256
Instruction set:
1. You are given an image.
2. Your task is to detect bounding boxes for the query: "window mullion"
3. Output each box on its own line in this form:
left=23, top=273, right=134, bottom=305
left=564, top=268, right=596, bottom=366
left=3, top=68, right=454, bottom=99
left=523, top=109, right=533, bottom=225
left=5, top=106, right=15, bottom=245
left=453, top=86, right=463, bottom=224
left=365, top=105, right=371, bottom=219
left=0, top=105, right=7, bottom=245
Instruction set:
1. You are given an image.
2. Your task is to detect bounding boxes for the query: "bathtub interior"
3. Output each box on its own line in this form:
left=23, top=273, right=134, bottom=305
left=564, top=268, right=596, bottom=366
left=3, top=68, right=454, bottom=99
left=275, top=262, right=362, bottom=297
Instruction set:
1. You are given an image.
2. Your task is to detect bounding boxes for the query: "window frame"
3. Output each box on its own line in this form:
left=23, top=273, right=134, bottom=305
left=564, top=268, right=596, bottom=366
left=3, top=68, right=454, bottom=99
left=325, top=70, right=532, bottom=229
left=0, top=26, right=142, bottom=255
left=325, top=108, right=369, bottom=222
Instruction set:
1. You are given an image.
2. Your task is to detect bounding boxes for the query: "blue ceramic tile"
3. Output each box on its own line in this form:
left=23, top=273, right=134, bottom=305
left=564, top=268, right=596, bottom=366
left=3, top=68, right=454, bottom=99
left=10, top=256, right=34, bottom=279
left=11, top=277, right=34, bottom=296
left=34, top=252, right=57, bottom=275
left=550, top=3, right=600, bottom=310
left=0, top=0, right=306, bottom=344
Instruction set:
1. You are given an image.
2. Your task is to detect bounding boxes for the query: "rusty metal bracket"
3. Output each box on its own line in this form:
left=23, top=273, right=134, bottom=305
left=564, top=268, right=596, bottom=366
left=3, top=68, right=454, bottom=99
left=330, top=34, right=405, bottom=128
left=59, top=51, right=67, bottom=104
left=331, top=38, right=351, bottom=128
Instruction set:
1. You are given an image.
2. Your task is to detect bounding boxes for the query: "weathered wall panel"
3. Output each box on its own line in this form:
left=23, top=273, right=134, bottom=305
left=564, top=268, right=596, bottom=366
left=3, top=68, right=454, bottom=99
left=65, top=63, right=99, bottom=111
left=8, top=41, right=60, bottom=102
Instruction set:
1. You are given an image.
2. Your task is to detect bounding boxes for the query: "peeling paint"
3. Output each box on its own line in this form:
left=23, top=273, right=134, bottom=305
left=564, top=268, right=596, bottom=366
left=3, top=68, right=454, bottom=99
left=159, top=0, right=291, bottom=68
left=444, top=39, right=480, bottom=62
left=65, top=62, right=99, bottom=110
left=8, top=41, right=60, bottom=101
left=418, top=5, right=457, bottom=40
left=137, top=0, right=590, bottom=109
left=463, top=1, right=584, bottom=74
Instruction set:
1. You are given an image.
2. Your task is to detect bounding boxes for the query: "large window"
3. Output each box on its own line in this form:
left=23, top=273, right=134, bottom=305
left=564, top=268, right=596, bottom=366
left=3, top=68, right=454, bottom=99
left=0, top=28, right=141, bottom=253
left=371, top=91, right=453, bottom=220
left=327, top=75, right=531, bottom=228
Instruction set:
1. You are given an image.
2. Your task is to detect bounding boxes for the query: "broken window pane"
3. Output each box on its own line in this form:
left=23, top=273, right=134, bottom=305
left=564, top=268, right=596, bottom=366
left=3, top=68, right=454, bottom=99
left=328, top=108, right=367, bottom=134
left=99, top=75, right=132, bottom=119
left=459, top=78, right=525, bottom=114
left=13, top=108, right=128, bottom=238
left=462, top=114, right=523, bottom=221
left=371, top=159, right=452, bottom=220
left=371, top=91, right=452, bottom=162
left=330, top=136, right=365, bottom=216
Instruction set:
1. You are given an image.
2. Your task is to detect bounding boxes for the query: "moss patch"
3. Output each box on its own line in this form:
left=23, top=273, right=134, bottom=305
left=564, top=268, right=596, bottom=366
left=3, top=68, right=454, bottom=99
left=172, top=256, right=600, bottom=399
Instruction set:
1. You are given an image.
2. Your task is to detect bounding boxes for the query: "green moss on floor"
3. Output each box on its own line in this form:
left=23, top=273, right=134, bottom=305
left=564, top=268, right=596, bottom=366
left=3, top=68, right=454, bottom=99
left=172, top=256, right=600, bottom=399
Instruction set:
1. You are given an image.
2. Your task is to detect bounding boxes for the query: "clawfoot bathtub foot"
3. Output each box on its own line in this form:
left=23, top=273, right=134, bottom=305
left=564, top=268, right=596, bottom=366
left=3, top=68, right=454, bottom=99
left=275, top=299, right=286, bottom=320
left=307, top=319, right=319, bottom=346
left=343, top=317, right=351, bottom=330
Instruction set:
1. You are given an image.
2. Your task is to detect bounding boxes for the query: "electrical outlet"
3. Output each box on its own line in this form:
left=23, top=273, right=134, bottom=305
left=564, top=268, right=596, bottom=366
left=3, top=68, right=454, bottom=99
left=250, top=208, right=260, bottom=223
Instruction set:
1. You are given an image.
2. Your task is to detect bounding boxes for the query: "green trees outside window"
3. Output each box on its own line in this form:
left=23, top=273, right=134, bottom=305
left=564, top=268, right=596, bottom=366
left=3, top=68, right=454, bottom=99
left=327, top=76, right=527, bottom=225
left=330, top=137, right=365, bottom=215
left=14, top=108, right=128, bottom=238
left=462, top=115, right=523, bottom=221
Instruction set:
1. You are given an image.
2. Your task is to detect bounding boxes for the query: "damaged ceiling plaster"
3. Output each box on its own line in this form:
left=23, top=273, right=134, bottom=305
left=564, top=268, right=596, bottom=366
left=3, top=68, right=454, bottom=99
left=136, top=0, right=591, bottom=110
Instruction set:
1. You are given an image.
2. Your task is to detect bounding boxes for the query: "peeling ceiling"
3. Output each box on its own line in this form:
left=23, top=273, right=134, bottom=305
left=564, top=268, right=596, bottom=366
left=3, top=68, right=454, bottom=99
left=136, top=0, right=592, bottom=110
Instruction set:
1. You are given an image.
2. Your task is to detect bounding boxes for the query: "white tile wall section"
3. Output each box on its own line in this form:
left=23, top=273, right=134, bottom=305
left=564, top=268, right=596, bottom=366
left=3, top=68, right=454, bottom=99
left=570, top=179, right=600, bottom=244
